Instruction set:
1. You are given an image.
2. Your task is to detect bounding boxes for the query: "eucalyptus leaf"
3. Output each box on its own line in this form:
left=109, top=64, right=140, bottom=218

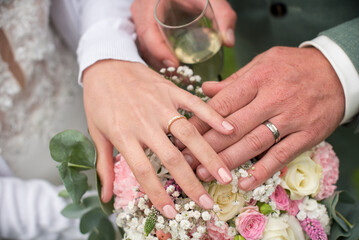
left=83, top=195, right=101, bottom=209
left=61, top=203, right=88, bottom=219
left=58, top=189, right=69, bottom=199
left=49, top=130, right=96, bottom=169
left=96, top=217, right=116, bottom=240
left=322, top=192, right=350, bottom=232
left=96, top=173, right=115, bottom=216
left=79, top=207, right=107, bottom=234
left=58, top=162, right=89, bottom=204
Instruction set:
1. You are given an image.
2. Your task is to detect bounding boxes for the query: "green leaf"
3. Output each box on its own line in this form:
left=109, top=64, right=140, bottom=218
left=96, top=217, right=116, bottom=240
left=234, top=235, right=245, bottom=240
left=259, top=203, right=275, bottom=215
left=144, top=208, right=158, bottom=236
left=79, top=207, right=107, bottom=234
left=58, top=162, right=89, bottom=204
left=96, top=173, right=114, bottom=216
left=58, top=189, right=69, bottom=199
left=83, top=195, right=101, bottom=209
left=322, top=192, right=350, bottom=232
left=61, top=203, right=88, bottom=219
left=49, top=130, right=96, bottom=169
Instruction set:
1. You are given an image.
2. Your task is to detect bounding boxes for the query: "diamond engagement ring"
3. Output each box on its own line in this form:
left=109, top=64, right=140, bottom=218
left=263, top=120, right=280, bottom=144
left=167, top=115, right=186, bottom=133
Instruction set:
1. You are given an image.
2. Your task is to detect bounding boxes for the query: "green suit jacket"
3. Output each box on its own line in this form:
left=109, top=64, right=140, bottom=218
left=227, top=0, right=359, bottom=192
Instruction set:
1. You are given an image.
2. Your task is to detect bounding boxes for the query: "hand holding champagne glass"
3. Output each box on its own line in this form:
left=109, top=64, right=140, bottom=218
left=154, top=0, right=223, bottom=82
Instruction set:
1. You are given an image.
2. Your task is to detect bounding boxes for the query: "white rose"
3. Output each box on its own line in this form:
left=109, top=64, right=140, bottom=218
left=281, top=151, right=322, bottom=200
left=207, top=182, right=244, bottom=221
left=262, top=215, right=305, bottom=240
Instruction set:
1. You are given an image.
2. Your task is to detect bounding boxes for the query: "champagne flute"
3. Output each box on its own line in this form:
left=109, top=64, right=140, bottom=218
left=154, top=0, right=223, bottom=82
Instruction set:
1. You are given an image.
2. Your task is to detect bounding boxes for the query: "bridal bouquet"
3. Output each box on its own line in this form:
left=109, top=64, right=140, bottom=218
left=50, top=66, right=356, bottom=240
left=113, top=142, right=338, bottom=240
left=112, top=67, right=339, bottom=240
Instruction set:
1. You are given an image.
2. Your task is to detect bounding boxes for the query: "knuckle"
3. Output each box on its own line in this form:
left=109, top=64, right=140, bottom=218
left=219, top=151, right=236, bottom=170
left=244, top=133, right=264, bottom=152
left=187, top=94, right=203, bottom=107
left=133, top=163, right=152, bottom=178
left=210, top=95, right=233, bottom=117
left=161, top=151, right=182, bottom=167
left=272, top=146, right=291, bottom=165
left=176, top=123, right=198, bottom=139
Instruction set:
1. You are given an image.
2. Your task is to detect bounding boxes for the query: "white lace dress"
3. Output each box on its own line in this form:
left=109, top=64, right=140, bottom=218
left=0, top=0, right=88, bottom=239
left=0, top=0, right=88, bottom=183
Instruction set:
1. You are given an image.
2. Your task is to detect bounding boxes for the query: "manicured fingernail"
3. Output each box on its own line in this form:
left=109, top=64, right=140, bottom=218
left=199, top=194, right=214, bottom=209
left=218, top=168, right=232, bottom=183
left=222, top=121, right=234, bottom=131
left=239, top=176, right=255, bottom=190
left=226, top=29, right=235, bottom=46
left=163, top=59, right=175, bottom=67
left=197, top=165, right=211, bottom=179
left=184, top=154, right=193, bottom=165
left=163, top=205, right=177, bottom=218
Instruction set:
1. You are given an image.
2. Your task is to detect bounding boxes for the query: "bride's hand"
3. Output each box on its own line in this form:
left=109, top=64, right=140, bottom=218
left=82, top=60, right=234, bottom=218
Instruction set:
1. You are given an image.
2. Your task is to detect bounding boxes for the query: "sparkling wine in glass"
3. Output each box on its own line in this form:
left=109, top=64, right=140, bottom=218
left=155, top=0, right=223, bottom=82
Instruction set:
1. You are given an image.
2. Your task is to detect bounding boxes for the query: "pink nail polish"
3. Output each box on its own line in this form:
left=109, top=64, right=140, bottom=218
left=222, top=121, right=234, bottom=131
left=163, top=205, right=177, bottom=218
left=239, top=176, right=255, bottom=190
left=218, top=168, right=232, bottom=183
left=199, top=194, right=214, bottom=209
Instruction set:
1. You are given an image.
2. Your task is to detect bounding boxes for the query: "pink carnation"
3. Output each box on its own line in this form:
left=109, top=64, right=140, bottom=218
left=235, top=206, right=267, bottom=240
left=270, top=185, right=290, bottom=211
left=206, top=215, right=233, bottom=240
left=113, top=154, right=143, bottom=209
left=287, top=199, right=301, bottom=216
left=313, top=142, right=339, bottom=200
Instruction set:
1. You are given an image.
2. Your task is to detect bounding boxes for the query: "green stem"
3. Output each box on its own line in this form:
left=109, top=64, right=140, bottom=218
left=67, top=162, right=93, bottom=169
left=336, top=210, right=353, bottom=228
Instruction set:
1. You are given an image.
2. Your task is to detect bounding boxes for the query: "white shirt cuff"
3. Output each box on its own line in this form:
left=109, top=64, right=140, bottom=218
left=300, top=35, right=359, bottom=124
left=76, top=18, right=146, bottom=86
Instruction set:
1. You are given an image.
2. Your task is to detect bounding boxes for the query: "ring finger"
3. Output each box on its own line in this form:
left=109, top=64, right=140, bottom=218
left=196, top=116, right=293, bottom=181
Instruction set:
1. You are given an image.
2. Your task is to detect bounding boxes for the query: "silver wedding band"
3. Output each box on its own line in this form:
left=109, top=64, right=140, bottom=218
left=167, top=115, right=186, bottom=133
left=263, top=120, right=280, bottom=144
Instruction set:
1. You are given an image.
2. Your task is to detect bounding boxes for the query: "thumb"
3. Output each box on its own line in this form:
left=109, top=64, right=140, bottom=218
left=89, top=127, right=115, bottom=203
left=202, top=80, right=232, bottom=97
left=210, top=0, right=237, bottom=47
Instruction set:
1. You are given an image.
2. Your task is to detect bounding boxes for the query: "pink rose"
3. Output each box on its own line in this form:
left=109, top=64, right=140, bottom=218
left=235, top=206, right=267, bottom=240
left=156, top=229, right=172, bottom=240
left=287, top=199, right=301, bottom=216
left=206, top=215, right=233, bottom=240
left=113, top=154, right=143, bottom=209
left=270, top=185, right=290, bottom=211
left=313, top=142, right=339, bottom=200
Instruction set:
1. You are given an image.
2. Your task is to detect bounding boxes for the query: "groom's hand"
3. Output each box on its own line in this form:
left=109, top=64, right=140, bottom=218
left=180, top=46, right=345, bottom=190
left=131, top=0, right=237, bottom=70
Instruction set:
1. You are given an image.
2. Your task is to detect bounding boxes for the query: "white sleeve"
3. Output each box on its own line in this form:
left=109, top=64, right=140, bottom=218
left=0, top=177, right=82, bottom=240
left=300, top=36, right=359, bottom=124
left=51, top=0, right=146, bottom=86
